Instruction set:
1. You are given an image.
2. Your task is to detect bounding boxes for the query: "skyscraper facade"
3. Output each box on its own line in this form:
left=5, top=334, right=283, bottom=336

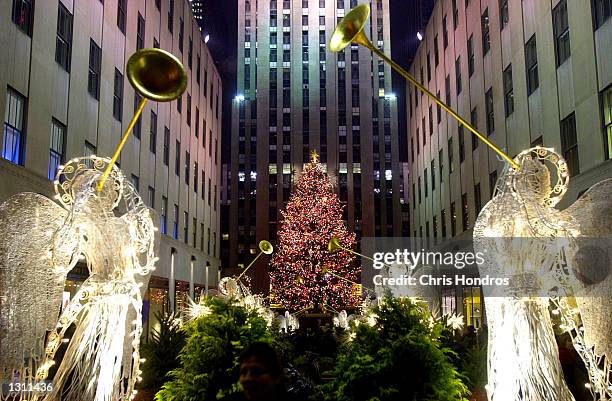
left=407, top=0, right=612, bottom=323
left=225, top=0, right=404, bottom=292
left=190, top=0, right=204, bottom=25
left=0, top=0, right=223, bottom=332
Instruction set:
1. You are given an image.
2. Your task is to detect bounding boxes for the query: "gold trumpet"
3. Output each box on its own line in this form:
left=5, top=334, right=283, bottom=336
left=330, top=5, right=519, bottom=169
left=97, top=48, right=188, bottom=191
left=326, top=238, right=388, bottom=297
left=328, top=237, right=393, bottom=271
left=236, top=240, right=274, bottom=281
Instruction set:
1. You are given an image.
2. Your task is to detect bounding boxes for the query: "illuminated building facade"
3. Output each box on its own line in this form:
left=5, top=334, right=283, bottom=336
left=408, top=0, right=612, bottom=323
left=225, top=0, right=406, bottom=292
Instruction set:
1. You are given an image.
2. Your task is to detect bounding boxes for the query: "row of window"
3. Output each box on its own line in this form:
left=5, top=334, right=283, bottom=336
left=134, top=176, right=218, bottom=255
left=412, top=110, right=582, bottom=207
left=1, top=91, right=217, bottom=256
left=411, top=83, right=612, bottom=239
left=410, top=0, right=599, bottom=174
left=416, top=0, right=577, bottom=122
left=265, top=0, right=355, bottom=10
left=13, top=1, right=218, bottom=126
left=2, top=84, right=219, bottom=220
left=160, top=198, right=217, bottom=256
left=414, top=190, right=475, bottom=239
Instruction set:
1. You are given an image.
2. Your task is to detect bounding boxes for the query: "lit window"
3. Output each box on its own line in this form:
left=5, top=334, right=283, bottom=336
left=463, top=287, right=482, bottom=328
left=173, top=204, right=179, bottom=239
left=48, top=119, right=65, bottom=180
left=603, top=85, right=612, bottom=160
left=161, top=196, right=168, bottom=234
left=2, top=87, right=26, bottom=165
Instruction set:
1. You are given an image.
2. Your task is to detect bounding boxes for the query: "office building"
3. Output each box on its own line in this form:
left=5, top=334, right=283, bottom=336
left=407, top=0, right=612, bottom=325
left=190, top=0, right=204, bottom=25
left=225, top=0, right=405, bottom=292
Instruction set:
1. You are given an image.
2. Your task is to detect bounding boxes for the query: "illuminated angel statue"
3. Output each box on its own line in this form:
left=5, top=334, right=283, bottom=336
left=556, top=176, right=612, bottom=399
left=0, top=156, right=159, bottom=401
left=474, top=147, right=575, bottom=401
left=474, top=147, right=611, bottom=401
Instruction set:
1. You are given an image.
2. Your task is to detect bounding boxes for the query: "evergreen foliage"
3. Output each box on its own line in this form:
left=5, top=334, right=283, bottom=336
left=321, top=297, right=470, bottom=401
left=155, top=297, right=279, bottom=401
left=139, top=309, right=186, bottom=392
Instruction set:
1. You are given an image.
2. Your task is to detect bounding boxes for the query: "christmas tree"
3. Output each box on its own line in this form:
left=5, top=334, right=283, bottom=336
left=270, top=151, right=361, bottom=312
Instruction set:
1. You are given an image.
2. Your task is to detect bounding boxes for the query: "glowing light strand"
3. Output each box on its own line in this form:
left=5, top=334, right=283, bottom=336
left=0, top=156, right=159, bottom=401
left=473, top=147, right=576, bottom=401
left=269, top=155, right=361, bottom=311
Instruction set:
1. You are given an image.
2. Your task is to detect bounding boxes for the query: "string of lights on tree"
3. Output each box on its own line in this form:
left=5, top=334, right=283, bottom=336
left=269, top=152, right=361, bottom=312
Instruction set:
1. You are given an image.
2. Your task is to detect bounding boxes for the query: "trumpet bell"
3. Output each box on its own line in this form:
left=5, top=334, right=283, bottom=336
left=328, top=237, right=342, bottom=253
left=127, top=48, right=187, bottom=102
left=329, top=4, right=371, bottom=52
left=259, top=240, right=274, bottom=255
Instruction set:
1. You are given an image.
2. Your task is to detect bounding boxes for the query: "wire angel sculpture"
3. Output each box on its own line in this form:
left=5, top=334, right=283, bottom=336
left=0, top=156, right=160, bottom=401
left=185, top=276, right=276, bottom=327
left=473, top=147, right=611, bottom=401
left=277, top=311, right=300, bottom=332
left=556, top=176, right=612, bottom=399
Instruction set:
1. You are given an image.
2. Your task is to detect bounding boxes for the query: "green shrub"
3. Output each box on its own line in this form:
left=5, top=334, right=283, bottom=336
left=155, top=297, right=278, bottom=401
left=438, top=321, right=487, bottom=391
left=321, top=297, right=470, bottom=401
left=139, top=309, right=186, bottom=392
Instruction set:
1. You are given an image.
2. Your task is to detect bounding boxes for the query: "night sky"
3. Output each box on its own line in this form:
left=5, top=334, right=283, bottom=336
left=203, top=1, right=434, bottom=163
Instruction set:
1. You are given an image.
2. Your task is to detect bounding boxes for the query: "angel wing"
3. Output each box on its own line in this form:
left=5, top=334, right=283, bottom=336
left=0, top=192, right=79, bottom=380
left=560, top=178, right=612, bottom=360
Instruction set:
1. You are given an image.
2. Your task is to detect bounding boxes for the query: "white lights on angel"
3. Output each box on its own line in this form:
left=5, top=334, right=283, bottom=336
left=277, top=311, right=300, bottom=332
left=474, top=147, right=611, bottom=401
left=0, top=156, right=159, bottom=401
